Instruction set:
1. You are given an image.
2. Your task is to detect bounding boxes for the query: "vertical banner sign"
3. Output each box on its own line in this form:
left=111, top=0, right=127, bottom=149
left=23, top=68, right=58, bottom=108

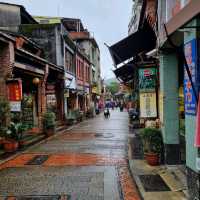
left=7, top=80, right=22, bottom=112
left=184, top=39, right=197, bottom=115
left=139, top=68, right=157, bottom=92
left=7, top=80, right=22, bottom=101
left=140, top=92, right=157, bottom=118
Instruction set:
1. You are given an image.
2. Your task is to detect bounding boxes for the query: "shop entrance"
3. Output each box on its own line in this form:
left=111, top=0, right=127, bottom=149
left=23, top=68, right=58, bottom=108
left=13, top=69, right=40, bottom=128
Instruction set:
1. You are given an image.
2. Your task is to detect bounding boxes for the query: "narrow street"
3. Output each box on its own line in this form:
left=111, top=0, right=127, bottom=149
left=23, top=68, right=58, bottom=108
left=0, top=110, right=140, bottom=200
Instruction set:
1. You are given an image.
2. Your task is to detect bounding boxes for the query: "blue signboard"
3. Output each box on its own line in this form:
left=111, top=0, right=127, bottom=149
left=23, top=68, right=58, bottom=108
left=184, top=39, right=198, bottom=115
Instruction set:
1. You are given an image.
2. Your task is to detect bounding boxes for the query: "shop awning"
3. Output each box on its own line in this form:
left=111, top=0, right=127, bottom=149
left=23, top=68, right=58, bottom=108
left=113, top=61, right=135, bottom=83
left=109, top=19, right=156, bottom=66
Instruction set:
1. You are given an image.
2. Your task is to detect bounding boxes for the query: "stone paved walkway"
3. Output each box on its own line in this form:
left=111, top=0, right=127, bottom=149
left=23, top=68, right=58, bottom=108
left=0, top=110, right=141, bottom=200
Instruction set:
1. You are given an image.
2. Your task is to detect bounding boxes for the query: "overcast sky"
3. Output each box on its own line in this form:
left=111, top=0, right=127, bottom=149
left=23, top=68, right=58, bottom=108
left=1, top=0, right=132, bottom=79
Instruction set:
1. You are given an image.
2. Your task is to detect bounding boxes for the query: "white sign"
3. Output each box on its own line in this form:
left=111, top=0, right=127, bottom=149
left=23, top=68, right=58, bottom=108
left=10, top=101, right=21, bottom=112
left=140, top=92, right=157, bottom=118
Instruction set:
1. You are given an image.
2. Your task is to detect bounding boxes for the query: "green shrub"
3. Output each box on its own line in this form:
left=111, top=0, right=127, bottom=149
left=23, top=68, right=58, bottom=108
left=0, top=98, right=10, bottom=136
left=43, top=112, right=56, bottom=130
left=6, top=122, right=28, bottom=141
left=140, top=128, right=163, bottom=154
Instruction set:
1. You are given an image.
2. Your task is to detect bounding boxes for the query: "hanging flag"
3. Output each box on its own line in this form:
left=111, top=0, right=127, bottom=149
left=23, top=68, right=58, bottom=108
left=194, top=93, right=200, bottom=147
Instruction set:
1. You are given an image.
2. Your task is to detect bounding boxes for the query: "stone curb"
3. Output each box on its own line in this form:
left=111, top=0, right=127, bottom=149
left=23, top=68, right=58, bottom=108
left=128, top=139, right=145, bottom=200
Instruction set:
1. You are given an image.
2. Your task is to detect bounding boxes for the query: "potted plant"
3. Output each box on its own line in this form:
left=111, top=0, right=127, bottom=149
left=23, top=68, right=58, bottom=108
left=140, top=128, right=163, bottom=166
left=43, top=111, right=56, bottom=136
left=4, top=122, right=27, bottom=152
left=0, top=98, right=10, bottom=144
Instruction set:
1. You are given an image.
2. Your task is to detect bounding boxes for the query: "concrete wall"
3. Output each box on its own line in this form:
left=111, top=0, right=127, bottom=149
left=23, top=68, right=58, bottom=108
left=0, top=4, right=21, bottom=27
left=55, top=25, right=64, bottom=68
left=0, top=4, right=21, bottom=32
left=20, top=24, right=60, bottom=67
left=78, top=39, right=101, bottom=94
left=159, top=53, right=180, bottom=164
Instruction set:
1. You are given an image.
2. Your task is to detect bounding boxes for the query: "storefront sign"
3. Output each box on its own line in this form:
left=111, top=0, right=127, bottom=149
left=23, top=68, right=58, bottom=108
left=139, top=68, right=157, bottom=92
left=85, top=87, right=90, bottom=94
left=140, top=92, right=157, bottom=118
left=92, top=86, right=97, bottom=94
left=7, top=80, right=22, bottom=101
left=46, top=84, right=56, bottom=94
left=10, top=101, right=21, bottom=112
left=64, top=89, right=69, bottom=98
left=184, top=39, right=197, bottom=115
left=47, top=94, right=57, bottom=107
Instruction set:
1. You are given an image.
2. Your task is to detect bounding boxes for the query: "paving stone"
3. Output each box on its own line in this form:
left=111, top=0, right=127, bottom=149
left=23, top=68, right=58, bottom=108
left=0, top=111, right=140, bottom=200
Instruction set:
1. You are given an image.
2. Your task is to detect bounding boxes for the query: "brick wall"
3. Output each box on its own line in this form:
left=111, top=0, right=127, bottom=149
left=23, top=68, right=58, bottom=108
left=0, top=41, right=14, bottom=99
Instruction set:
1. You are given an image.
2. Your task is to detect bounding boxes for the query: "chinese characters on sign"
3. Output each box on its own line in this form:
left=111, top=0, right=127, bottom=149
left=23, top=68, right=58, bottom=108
left=139, top=68, right=157, bottom=92
left=7, top=80, right=22, bottom=101
left=140, top=92, right=157, bottom=118
left=7, top=80, right=22, bottom=112
left=184, top=39, right=197, bottom=115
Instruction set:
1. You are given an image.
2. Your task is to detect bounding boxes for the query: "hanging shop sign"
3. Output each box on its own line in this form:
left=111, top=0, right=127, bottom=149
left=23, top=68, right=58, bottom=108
left=140, top=92, right=157, bottom=118
left=85, top=87, right=90, bottom=94
left=64, top=89, right=69, bottom=98
left=92, top=86, right=97, bottom=94
left=46, top=84, right=56, bottom=94
left=7, top=79, right=22, bottom=101
left=139, top=68, right=157, bottom=92
left=47, top=94, right=57, bottom=107
left=184, top=38, right=198, bottom=115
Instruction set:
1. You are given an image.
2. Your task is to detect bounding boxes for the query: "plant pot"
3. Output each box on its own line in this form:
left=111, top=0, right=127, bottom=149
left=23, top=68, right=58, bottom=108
left=0, top=137, right=5, bottom=145
left=44, top=128, right=55, bottom=136
left=144, top=152, right=160, bottom=166
left=19, top=140, right=26, bottom=147
left=3, top=140, right=19, bottom=152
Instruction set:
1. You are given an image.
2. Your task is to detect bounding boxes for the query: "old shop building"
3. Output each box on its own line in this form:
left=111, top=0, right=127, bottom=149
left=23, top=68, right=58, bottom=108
left=158, top=1, right=200, bottom=198
left=0, top=31, right=63, bottom=129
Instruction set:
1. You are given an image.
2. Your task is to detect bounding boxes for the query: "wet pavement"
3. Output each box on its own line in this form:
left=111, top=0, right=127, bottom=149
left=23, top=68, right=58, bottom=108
left=0, top=110, right=141, bottom=200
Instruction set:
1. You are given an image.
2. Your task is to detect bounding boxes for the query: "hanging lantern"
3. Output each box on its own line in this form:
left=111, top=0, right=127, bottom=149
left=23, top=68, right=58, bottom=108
left=32, top=77, right=40, bottom=85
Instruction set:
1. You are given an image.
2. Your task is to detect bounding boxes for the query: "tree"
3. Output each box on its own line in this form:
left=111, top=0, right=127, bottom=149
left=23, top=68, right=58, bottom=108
left=107, top=81, right=119, bottom=95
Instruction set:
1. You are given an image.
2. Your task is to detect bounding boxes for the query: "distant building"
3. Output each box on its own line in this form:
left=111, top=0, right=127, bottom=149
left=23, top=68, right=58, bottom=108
left=128, top=0, right=143, bottom=34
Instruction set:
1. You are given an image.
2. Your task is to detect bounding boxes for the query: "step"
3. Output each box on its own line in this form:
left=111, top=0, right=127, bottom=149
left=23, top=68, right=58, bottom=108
left=158, top=168, right=187, bottom=192
left=56, top=125, right=68, bottom=132
left=20, top=134, right=46, bottom=148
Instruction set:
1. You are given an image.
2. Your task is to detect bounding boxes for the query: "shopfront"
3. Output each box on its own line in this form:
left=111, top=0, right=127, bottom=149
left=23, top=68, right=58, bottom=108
left=46, top=67, right=64, bottom=122
left=10, top=63, right=45, bottom=129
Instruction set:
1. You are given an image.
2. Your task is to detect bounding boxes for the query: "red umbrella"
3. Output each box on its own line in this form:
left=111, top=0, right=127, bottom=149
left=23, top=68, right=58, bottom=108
left=194, top=93, right=200, bottom=147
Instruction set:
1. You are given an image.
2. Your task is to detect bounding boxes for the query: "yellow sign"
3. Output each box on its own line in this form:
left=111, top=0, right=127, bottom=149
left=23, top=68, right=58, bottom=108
left=140, top=92, right=157, bottom=118
left=64, top=90, right=69, bottom=98
left=92, top=86, right=97, bottom=94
